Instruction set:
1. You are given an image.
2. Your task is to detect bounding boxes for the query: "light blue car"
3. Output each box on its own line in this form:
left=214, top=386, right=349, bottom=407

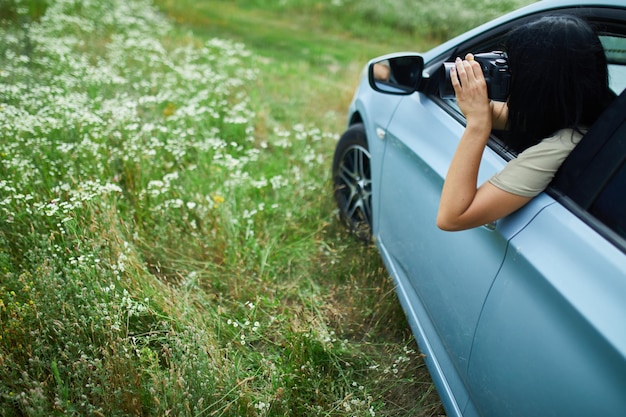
left=332, top=1, right=626, bottom=416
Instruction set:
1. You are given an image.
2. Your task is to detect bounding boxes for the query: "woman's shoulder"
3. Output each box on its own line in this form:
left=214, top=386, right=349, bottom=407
left=489, top=128, right=585, bottom=198
left=541, top=128, right=586, bottom=146
left=519, top=128, right=585, bottom=156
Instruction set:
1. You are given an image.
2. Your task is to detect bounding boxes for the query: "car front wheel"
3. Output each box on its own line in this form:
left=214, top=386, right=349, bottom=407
left=332, top=123, right=372, bottom=240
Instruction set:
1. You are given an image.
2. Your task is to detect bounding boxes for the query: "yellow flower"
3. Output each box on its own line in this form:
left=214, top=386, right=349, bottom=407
left=162, top=102, right=176, bottom=118
left=212, top=195, right=225, bottom=208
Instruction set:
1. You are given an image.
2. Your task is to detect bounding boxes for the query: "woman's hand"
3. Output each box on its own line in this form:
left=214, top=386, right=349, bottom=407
left=451, top=53, right=491, bottom=125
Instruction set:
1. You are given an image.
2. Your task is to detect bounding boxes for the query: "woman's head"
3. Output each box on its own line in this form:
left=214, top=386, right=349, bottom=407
left=504, top=14, right=614, bottom=152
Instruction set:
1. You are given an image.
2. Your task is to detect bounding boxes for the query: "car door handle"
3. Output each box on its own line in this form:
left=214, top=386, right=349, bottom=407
left=483, top=221, right=497, bottom=231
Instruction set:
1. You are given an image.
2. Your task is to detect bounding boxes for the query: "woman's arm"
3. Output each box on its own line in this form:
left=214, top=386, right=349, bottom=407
left=437, top=55, right=530, bottom=231
left=491, top=100, right=508, bottom=130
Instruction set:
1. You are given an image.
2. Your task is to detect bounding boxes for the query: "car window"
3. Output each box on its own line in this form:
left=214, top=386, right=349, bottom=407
left=600, top=35, right=626, bottom=94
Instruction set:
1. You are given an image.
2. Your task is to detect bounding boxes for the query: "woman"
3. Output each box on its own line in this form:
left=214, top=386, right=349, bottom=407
left=436, top=15, right=615, bottom=231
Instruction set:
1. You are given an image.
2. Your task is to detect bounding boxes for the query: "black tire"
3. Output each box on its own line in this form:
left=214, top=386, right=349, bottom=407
left=332, top=123, right=372, bottom=241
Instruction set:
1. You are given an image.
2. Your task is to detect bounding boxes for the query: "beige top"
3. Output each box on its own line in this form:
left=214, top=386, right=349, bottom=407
left=488, top=128, right=584, bottom=197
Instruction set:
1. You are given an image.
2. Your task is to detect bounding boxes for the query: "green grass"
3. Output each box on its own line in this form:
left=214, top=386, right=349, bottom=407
left=0, top=0, right=533, bottom=415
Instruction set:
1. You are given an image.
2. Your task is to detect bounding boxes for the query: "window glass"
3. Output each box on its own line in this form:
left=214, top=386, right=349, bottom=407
left=600, top=35, right=626, bottom=94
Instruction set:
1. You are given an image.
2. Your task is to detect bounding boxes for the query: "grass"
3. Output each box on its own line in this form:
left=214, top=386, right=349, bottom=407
left=0, top=0, right=533, bottom=415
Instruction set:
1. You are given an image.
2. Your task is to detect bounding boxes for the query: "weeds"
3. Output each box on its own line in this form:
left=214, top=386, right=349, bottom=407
left=1, top=0, right=538, bottom=413
left=0, top=0, right=442, bottom=415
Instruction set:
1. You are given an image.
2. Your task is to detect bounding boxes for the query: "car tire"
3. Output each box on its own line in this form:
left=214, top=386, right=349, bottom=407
left=332, top=123, right=372, bottom=241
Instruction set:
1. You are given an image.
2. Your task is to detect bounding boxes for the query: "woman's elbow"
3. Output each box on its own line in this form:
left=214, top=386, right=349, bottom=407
left=436, top=212, right=462, bottom=231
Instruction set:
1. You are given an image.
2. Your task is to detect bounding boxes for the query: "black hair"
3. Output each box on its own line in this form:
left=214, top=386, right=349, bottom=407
left=504, top=14, right=615, bottom=153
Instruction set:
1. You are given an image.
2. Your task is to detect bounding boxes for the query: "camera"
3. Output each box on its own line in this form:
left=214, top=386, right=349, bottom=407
left=439, top=51, right=510, bottom=101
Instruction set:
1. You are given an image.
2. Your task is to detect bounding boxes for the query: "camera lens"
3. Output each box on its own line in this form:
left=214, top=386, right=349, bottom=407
left=439, top=62, right=456, bottom=99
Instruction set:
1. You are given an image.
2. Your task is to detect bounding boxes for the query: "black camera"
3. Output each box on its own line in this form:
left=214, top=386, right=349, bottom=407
left=439, top=51, right=510, bottom=101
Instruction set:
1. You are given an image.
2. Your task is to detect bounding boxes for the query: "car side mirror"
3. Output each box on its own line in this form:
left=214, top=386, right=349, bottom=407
left=368, top=55, right=424, bottom=95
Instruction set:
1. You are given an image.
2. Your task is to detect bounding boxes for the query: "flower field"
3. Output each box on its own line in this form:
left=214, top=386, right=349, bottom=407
left=0, top=0, right=442, bottom=415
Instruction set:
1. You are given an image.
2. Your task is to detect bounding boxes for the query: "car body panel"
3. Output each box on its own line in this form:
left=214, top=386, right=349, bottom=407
left=378, top=240, right=469, bottom=416
left=468, top=203, right=626, bottom=417
left=378, top=93, right=506, bottom=369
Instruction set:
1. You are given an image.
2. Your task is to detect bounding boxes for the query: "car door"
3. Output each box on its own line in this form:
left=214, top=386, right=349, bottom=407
left=466, top=87, right=626, bottom=417
left=375, top=89, right=553, bottom=404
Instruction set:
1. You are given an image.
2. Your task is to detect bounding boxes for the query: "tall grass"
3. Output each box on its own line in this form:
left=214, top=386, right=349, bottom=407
left=0, top=0, right=533, bottom=415
left=0, top=0, right=441, bottom=415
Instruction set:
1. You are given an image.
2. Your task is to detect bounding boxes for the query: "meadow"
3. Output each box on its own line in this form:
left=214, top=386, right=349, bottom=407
left=0, top=0, right=532, bottom=415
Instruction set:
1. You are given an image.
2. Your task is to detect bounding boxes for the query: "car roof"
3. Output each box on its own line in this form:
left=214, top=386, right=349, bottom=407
left=421, top=0, right=626, bottom=62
